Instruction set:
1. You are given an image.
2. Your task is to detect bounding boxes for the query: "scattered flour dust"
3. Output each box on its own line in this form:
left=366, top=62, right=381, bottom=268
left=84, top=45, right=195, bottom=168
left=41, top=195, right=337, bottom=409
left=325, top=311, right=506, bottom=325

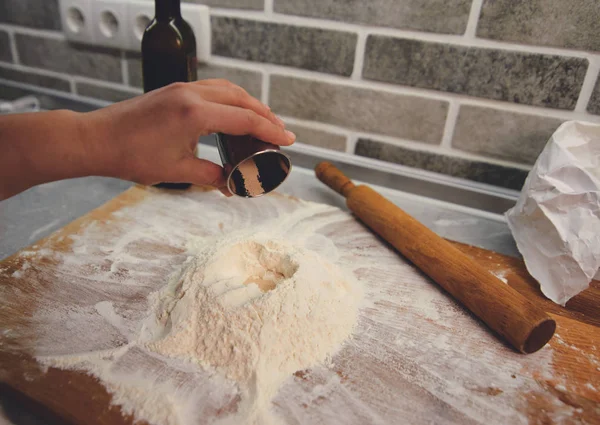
left=35, top=197, right=364, bottom=425
left=491, top=269, right=509, bottom=284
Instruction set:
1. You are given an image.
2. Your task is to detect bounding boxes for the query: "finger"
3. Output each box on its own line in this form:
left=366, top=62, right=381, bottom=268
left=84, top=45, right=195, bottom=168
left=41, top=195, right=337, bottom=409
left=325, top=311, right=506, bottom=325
left=174, top=157, right=226, bottom=187
left=219, top=186, right=233, bottom=197
left=189, top=85, right=284, bottom=128
left=194, top=79, right=238, bottom=88
left=201, top=103, right=296, bottom=146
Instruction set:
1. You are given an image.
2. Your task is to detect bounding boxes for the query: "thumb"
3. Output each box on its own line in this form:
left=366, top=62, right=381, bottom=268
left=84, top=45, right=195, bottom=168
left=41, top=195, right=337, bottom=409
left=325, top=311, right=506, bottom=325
left=176, top=157, right=226, bottom=188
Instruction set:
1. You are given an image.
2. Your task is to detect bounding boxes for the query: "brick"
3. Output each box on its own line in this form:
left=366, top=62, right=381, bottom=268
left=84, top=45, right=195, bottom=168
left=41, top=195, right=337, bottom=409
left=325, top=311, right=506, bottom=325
left=274, top=0, right=470, bottom=35
left=355, top=139, right=529, bottom=190
left=184, top=0, right=263, bottom=9
left=0, top=0, right=61, bottom=30
left=212, top=17, right=356, bottom=76
left=0, top=66, right=71, bottom=92
left=284, top=123, right=346, bottom=151
left=363, top=36, right=588, bottom=110
left=76, top=82, right=141, bottom=103
left=16, top=34, right=122, bottom=83
left=128, top=56, right=263, bottom=99
left=270, top=75, right=448, bottom=144
left=452, top=106, right=562, bottom=164
left=478, top=0, right=600, bottom=52
left=0, top=30, right=12, bottom=63
left=127, top=54, right=143, bottom=88
left=588, top=75, right=600, bottom=115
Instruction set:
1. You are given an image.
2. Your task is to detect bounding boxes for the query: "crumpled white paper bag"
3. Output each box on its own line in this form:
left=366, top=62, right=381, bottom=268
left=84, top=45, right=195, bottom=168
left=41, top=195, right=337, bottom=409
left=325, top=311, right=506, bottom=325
left=505, top=121, right=600, bottom=306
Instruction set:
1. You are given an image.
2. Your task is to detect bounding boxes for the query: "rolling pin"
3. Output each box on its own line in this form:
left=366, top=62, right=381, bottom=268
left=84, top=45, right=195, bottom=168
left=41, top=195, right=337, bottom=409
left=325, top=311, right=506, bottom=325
left=315, top=162, right=556, bottom=354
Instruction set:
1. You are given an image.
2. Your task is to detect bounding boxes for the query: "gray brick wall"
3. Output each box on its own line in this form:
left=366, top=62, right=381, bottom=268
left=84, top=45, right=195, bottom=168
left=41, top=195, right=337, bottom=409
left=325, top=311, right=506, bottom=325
left=1, top=0, right=599, bottom=192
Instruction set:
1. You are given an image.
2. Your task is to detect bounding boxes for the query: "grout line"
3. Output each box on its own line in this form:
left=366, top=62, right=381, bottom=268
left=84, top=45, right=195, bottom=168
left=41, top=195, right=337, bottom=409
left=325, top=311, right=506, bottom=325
left=575, top=57, right=600, bottom=113
left=0, top=60, right=73, bottom=80
left=0, top=24, right=65, bottom=40
left=72, top=76, right=143, bottom=93
left=351, top=31, right=367, bottom=80
left=121, top=51, right=130, bottom=86
left=8, top=31, right=20, bottom=65
left=440, top=100, right=460, bottom=149
left=209, top=56, right=271, bottom=72
left=264, top=0, right=274, bottom=15
left=209, top=8, right=600, bottom=60
left=71, top=92, right=122, bottom=105
left=279, top=115, right=353, bottom=137
left=209, top=56, right=600, bottom=122
left=69, top=78, right=76, bottom=93
left=261, top=71, right=270, bottom=104
left=346, top=134, right=358, bottom=154
left=464, top=0, right=484, bottom=39
left=279, top=114, right=532, bottom=170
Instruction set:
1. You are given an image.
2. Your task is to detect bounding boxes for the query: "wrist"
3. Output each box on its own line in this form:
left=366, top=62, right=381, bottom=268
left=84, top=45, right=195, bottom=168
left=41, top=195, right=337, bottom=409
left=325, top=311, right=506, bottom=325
left=76, top=109, right=121, bottom=178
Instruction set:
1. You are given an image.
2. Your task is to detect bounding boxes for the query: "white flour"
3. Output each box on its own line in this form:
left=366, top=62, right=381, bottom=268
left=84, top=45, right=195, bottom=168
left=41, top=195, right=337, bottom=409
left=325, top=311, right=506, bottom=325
left=3, top=189, right=583, bottom=425
left=34, top=193, right=363, bottom=425
left=141, top=233, right=362, bottom=424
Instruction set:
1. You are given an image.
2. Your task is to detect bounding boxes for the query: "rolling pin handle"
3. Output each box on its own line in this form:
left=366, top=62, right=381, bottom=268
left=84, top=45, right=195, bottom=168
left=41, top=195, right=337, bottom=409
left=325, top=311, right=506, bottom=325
left=315, top=162, right=356, bottom=198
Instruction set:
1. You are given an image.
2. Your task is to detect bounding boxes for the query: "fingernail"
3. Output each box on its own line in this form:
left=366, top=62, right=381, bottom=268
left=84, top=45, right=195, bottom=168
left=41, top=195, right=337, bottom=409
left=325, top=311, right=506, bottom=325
left=285, top=130, right=296, bottom=142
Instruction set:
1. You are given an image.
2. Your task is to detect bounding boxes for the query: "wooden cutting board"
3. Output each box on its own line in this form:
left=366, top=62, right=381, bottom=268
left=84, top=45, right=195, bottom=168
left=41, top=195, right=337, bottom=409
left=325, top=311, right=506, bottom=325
left=0, top=185, right=598, bottom=425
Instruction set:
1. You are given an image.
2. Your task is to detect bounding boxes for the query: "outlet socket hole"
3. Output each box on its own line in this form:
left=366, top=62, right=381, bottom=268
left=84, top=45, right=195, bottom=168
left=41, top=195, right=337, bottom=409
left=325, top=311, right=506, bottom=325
left=100, top=10, right=119, bottom=38
left=134, top=14, right=152, bottom=41
left=66, top=7, right=85, bottom=34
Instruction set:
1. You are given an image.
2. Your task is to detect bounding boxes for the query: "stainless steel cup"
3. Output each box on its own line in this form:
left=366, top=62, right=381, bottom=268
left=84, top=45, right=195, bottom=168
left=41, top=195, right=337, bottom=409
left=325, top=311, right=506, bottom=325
left=215, top=133, right=292, bottom=198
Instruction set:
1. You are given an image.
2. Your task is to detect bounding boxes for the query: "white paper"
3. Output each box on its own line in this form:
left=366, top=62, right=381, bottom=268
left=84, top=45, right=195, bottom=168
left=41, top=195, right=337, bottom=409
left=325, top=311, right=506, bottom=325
left=505, top=121, right=600, bottom=306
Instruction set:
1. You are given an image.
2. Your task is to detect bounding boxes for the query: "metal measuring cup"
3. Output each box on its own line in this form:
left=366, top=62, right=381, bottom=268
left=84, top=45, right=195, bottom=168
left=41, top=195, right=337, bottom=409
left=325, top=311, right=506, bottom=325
left=215, top=133, right=292, bottom=198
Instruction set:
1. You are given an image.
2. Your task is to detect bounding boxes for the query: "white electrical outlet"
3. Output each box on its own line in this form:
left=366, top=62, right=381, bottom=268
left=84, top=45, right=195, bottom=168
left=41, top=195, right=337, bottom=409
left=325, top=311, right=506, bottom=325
left=126, top=0, right=154, bottom=52
left=59, top=0, right=210, bottom=61
left=59, top=0, right=94, bottom=44
left=91, top=0, right=128, bottom=49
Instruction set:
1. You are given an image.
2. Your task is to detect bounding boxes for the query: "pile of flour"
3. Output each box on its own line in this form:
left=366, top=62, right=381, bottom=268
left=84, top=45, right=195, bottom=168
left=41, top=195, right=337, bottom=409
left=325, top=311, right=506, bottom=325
left=140, top=232, right=363, bottom=424
left=35, top=199, right=363, bottom=425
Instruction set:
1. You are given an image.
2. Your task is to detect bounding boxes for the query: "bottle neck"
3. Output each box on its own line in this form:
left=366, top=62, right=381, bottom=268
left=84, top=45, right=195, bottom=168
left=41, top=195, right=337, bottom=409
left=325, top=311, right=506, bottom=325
left=155, top=0, right=181, bottom=21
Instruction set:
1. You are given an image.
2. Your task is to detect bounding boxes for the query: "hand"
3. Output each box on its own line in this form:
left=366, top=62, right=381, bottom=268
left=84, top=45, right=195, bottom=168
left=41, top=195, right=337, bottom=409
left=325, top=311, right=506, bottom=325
left=80, top=79, right=295, bottom=194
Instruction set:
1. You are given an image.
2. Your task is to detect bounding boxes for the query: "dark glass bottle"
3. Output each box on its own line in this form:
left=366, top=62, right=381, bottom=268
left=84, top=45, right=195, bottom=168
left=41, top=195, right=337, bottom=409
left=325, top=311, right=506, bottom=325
left=142, top=0, right=197, bottom=190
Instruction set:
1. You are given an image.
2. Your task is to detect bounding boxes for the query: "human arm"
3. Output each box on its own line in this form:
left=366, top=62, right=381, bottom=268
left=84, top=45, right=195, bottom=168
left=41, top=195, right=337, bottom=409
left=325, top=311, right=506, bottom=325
left=0, top=79, right=295, bottom=200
